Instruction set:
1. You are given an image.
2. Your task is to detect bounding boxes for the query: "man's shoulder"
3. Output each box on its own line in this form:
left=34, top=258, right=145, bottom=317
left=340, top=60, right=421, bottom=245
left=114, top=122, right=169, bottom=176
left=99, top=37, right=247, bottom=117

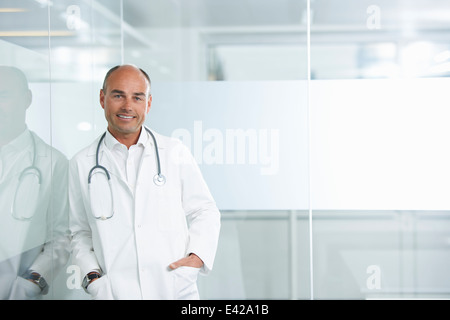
left=70, top=135, right=102, bottom=162
left=148, top=129, right=184, bottom=149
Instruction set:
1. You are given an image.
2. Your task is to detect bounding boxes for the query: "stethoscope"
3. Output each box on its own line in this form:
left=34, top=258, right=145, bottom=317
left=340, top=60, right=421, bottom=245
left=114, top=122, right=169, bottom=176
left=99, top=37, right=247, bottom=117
left=87, top=127, right=165, bottom=220
left=11, top=131, right=42, bottom=221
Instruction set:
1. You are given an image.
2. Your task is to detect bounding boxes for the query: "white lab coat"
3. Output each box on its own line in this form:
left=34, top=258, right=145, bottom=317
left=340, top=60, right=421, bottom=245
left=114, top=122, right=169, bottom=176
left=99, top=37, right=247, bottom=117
left=0, top=129, right=70, bottom=299
left=68, top=128, right=221, bottom=300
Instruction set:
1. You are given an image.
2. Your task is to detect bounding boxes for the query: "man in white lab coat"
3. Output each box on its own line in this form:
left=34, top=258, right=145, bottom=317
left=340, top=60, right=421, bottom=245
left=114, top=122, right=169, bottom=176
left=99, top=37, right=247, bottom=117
left=69, top=64, right=221, bottom=299
left=0, top=66, right=70, bottom=299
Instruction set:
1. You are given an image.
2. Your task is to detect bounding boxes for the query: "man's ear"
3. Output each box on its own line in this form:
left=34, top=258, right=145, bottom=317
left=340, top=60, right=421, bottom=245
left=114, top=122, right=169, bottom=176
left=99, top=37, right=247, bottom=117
left=146, top=94, right=152, bottom=114
left=100, top=89, right=105, bottom=109
left=24, top=89, right=32, bottom=110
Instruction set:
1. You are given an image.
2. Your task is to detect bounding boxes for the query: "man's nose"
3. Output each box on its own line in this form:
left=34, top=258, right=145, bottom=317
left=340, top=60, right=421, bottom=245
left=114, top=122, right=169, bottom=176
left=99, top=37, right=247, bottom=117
left=122, top=97, right=133, bottom=110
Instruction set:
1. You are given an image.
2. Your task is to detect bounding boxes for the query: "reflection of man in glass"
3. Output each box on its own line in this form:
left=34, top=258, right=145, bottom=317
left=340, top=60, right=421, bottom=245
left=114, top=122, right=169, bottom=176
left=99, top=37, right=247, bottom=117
left=0, top=66, right=70, bottom=299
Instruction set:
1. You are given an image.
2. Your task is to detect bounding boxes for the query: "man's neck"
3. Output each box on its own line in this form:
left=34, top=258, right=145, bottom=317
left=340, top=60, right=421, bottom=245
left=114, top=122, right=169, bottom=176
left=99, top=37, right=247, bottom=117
left=107, top=126, right=142, bottom=149
left=0, top=125, right=27, bottom=148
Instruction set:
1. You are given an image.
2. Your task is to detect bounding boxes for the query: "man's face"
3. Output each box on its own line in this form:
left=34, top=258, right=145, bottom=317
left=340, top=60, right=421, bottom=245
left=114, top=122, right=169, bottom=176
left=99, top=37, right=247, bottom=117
left=100, top=66, right=151, bottom=139
left=0, top=68, right=31, bottom=138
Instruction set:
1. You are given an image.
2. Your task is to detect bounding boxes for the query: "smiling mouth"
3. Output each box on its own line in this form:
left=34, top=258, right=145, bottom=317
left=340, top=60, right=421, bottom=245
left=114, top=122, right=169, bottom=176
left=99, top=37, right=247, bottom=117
left=117, top=114, right=135, bottom=119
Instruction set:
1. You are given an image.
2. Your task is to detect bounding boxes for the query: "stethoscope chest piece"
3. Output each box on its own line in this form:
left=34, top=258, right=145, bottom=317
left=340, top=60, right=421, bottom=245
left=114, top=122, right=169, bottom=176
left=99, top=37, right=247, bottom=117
left=153, top=173, right=166, bottom=186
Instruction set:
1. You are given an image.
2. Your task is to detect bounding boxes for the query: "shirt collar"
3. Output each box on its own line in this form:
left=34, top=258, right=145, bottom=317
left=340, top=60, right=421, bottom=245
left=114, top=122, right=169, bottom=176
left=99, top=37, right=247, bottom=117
left=1, top=128, right=32, bottom=154
left=104, top=127, right=149, bottom=151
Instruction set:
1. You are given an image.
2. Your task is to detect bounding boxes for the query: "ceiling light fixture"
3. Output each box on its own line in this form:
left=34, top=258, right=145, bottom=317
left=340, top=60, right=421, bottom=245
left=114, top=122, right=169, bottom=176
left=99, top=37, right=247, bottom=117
left=0, top=30, right=75, bottom=37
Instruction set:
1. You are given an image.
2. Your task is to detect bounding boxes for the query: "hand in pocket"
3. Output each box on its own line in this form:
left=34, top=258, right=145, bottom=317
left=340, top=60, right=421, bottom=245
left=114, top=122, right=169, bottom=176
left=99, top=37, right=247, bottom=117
left=169, top=253, right=202, bottom=299
left=169, top=253, right=203, bottom=270
left=87, top=274, right=114, bottom=300
left=9, top=277, right=41, bottom=300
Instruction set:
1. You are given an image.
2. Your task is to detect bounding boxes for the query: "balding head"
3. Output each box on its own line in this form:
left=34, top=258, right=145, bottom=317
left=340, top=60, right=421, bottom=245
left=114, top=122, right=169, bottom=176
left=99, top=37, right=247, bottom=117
left=102, top=64, right=151, bottom=97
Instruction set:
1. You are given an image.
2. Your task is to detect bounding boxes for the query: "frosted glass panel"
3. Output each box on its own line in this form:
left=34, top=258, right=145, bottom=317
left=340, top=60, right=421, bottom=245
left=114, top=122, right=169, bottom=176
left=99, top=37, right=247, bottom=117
left=148, top=81, right=308, bottom=210
left=311, top=78, right=450, bottom=210
left=311, top=0, right=450, bottom=299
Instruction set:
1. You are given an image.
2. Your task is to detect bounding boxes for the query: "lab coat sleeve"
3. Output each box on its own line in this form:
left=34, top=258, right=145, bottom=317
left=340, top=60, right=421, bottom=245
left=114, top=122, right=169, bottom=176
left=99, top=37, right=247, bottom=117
left=29, top=149, right=70, bottom=284
left=179, top=143, right=221, bottom=275
left=68, top=156, right=102, bottom=277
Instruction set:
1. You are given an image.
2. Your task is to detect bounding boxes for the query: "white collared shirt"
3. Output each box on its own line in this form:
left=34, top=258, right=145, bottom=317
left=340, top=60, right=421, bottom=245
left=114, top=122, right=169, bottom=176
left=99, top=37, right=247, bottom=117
left=103, top=128, right=148, bottom=193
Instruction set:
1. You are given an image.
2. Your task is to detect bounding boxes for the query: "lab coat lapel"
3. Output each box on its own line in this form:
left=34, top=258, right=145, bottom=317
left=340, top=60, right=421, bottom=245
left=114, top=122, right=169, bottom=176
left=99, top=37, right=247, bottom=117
left=134, top=130, right=164, bottom=225
left=137, top=128, right=168, bottom=186
left=136, top=134, right=156, bottom=188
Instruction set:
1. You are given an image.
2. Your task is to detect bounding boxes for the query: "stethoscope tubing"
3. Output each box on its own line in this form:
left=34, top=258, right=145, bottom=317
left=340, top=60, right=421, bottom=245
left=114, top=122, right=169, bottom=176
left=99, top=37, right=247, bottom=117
left=87, top=127, right=165, bottom=220
left=88, top=127, right=164, bottom=184
left=11, top=131, right=42, bottom=221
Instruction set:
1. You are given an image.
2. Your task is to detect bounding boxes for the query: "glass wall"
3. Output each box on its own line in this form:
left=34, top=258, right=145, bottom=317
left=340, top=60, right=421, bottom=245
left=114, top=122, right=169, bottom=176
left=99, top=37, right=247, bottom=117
left=0, top=0, right=448, bottom=300
left=310, top=0, right=450, bottom=299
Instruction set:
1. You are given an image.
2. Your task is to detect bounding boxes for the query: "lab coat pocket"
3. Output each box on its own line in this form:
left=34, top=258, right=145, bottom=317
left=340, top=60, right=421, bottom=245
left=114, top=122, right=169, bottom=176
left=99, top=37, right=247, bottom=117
left=173, top=266, right=200, bottom=300
left=87, top=274, right=114, bottom=300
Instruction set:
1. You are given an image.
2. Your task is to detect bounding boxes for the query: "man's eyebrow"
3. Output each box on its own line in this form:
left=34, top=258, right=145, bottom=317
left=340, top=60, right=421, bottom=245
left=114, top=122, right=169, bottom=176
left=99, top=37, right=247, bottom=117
left=109, top=89, right=146, bottom=96
left=110, top=89, right=125, bottom=95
